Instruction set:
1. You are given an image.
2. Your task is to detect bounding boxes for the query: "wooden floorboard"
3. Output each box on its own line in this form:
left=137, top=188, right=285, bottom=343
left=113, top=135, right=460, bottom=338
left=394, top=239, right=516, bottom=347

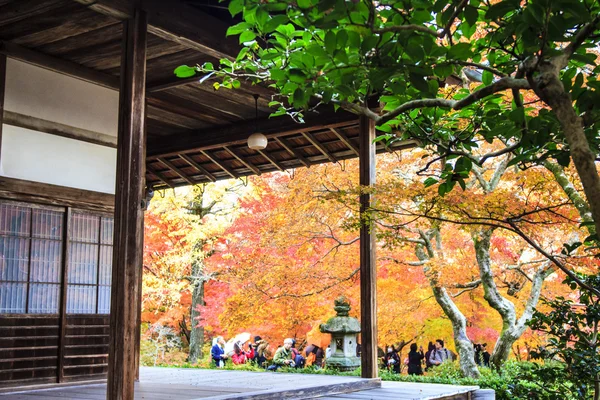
left=0, top=367, right=480, bottom=400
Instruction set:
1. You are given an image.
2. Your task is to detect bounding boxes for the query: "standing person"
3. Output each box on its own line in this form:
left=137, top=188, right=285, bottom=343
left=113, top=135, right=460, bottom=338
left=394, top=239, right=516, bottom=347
left=429, top=339, right=452, bottom=367
left=272, top=338, right=295, bottom=369
left=481, top=343, right=491, bottom=368
left=383, top=346, right=401, bottom=373
left=407, top=343, right=425, bottom=375
left=424, top=342, right=435, bottom=371
left=474, top=343, right=483, bottom=366
left=211, top=336, right=228, bottom=368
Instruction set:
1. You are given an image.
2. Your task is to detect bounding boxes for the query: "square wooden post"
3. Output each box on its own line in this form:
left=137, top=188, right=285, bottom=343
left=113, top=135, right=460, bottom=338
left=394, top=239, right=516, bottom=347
left=107, top=7, right=147, bottom=400
left=359, top=115, right=378, bottom=378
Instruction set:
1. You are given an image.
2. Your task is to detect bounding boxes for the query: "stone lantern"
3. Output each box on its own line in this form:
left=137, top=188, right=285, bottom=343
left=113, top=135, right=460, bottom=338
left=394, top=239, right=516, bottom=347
left=319, top=296, right=361, bottom=371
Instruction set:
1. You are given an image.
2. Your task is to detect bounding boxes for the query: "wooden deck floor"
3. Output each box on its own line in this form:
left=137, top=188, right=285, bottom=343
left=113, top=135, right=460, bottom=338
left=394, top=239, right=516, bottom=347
left=0, top=367, right=480, bottom=400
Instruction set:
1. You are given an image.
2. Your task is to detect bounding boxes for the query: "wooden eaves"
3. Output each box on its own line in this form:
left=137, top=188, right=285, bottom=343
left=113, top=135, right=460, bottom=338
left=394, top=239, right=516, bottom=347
left=0, top=0, right=416, bottom=191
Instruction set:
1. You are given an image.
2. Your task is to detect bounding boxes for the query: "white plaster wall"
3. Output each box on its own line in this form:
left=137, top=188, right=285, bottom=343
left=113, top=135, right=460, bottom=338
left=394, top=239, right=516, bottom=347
left=1, top=58, right=118, bottom=194
left=1, top=126, right=117, bottom=194
left=4, top=59, right=119, bottom=137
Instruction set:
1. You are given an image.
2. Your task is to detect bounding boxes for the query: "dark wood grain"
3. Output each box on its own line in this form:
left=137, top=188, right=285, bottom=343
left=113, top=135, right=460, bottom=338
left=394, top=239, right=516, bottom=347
left=107, top=8, right=147, bottom=400
left=3, top=111, right=117, bottom=148
left=359, top=115, right=378, bottom=379
left=0, top=54, right=5, bottom=165
left=57, top=208, right=71, bottom=383
left=0, top=41, right=119, bottom=89
left=0, top=177, right=114, bottom=211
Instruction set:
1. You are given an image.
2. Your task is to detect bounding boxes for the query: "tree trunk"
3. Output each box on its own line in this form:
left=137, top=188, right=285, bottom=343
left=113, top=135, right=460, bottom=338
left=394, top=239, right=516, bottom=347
left=188, top=260, right=205, bottom=364
left=472, top=228, right=553, bottom=369
left=416, top=234, right=480, bottom=378
left=530, top=62, right=600, bottom=237
left=544, top=160, right=596, bottom=236
left=431, top=285, right=480, bottom=378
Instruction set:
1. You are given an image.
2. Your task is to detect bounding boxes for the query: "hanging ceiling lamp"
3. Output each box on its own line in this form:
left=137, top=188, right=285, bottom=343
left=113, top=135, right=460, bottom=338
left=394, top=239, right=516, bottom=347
left=247, top=94, right=267, bottom=150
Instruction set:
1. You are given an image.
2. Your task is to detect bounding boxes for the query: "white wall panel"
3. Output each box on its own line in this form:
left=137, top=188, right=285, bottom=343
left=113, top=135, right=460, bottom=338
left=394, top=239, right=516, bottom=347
left=1, top=125, right=117, bottom=194
left=4, top=58, right=118, bottom=137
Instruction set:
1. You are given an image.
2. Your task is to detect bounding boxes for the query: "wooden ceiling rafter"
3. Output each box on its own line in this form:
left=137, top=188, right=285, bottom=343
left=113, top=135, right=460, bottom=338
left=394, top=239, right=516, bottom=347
left=179, top=154, right=217, bottom=183
left=157, top=157, right=195, bottom=186
left=275, top=137, right=311, bottom=168
left=329, top=127, right=359, bottom=156
left=146, top=164, right=176, bottom=189
left=146, top=136, right=420, bottom=189
left=200, top=150, right=238, bottom=179
left=301, top=131, right=338, bottom=164
left=73, top=0, right=240, bottom=60
left=0, top=2, right=422, bottom=194
left=257, top=149, right=285, bottom=172
left=223, top=146, right=261, bottom=175
left=0, top=40, right=119, bottom=89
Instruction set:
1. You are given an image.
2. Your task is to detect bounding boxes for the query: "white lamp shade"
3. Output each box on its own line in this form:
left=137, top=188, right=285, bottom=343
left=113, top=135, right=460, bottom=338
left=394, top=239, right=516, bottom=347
left=248, top=132, right=268, bottom=150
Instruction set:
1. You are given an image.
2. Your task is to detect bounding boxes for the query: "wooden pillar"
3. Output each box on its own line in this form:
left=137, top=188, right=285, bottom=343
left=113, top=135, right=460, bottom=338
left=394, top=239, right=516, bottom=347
left=107, top=7, right=147, bottom=400
left=0, top=54, right=6, bottom=159
left=359, top=115, right=378, bottom=379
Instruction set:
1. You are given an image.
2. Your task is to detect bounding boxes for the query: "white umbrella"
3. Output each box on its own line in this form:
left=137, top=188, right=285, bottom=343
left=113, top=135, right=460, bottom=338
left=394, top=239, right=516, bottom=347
left=224, top=332, right=252, bottom=355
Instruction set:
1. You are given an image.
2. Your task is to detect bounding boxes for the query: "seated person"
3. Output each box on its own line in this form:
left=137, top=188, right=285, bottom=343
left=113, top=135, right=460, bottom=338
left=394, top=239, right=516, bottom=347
left=272, top=338, right=295, bottom=369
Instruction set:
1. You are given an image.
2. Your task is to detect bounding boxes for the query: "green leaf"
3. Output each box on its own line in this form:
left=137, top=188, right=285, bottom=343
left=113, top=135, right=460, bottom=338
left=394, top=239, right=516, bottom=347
left=227, top=22, right=252, bottom=36
left=232, top=80, right=241, bottom=89
left=464, top=5, right=479, bottom=26
left=202, top=62, right=214, bottom=71
left=486, top=0, right=518, bottom=20
left=239, top=31, right=256, bottom=44
left=174, top=65, right=197, bottom=78
left=424, top=177, right=438, bottom=187
left=324, top=31, right=337, bottom=54
left=292, top=88, right=306, bottom=107
left=297, top=0, right=312, bottom=9
left=264, top=15, right=290, bottom=33
left=482, top=70, right=493, bottom=85
left=409, top=73, right=430, bottom=92
left=228, top=0, right=243, bottom=16
left=447, top=42, right=472, bottom=60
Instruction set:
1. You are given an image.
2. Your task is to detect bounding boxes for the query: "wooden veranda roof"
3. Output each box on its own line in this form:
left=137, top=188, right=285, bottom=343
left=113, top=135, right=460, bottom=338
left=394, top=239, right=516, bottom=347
left=0, top=0, right=414, bottom=190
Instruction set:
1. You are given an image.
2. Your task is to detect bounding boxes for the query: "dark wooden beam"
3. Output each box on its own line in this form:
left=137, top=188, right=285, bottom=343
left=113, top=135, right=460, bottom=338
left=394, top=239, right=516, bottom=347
left=0, top=54, right=6, bottom=165
left=146, top=93, right=226, bottom=126
left=223, top=146, right=261, bottom=175
left=301, top=131, right=338, bottom=163
left=147, top=74, right=275, bottom=100
left=57, top=208, right=71, bottom=383
left=330, top=127, right=359, bottom=156
left=148, top=111, right=357, bottom=158
left=359, top=116, right=378, bottom=379
left=0, top=41, right=120, bottom=89
left=146, top=165, right=175, bottom=189
left=275, top=137, right=311, bottom=168
left=74, top=0, right=239, bottom=60
left=0, top=0, right=72, bottom=27
left=147, top=76, right=198, bottom=92
left=179, top=154, right=217, bottom=183
left=257, top=149, right=285, bottom=172
left=157, top=157, right=195, bottom=185
left=0, top=176, right=114, bottom=210
left=3, top=110, right=117, bottom=147
left=201, top=150, right=237, bottom=179
left=107, top=8, right=147, bottom=400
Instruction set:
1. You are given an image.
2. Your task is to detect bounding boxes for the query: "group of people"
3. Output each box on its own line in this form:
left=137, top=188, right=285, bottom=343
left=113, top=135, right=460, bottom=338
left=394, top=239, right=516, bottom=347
left=212, top=335, right=490, bottom=373
left=211, top=336, right=271, bottom=368
left=383, top=339, right=457, bottom=375
left=211, top=335, right=327, bottom=370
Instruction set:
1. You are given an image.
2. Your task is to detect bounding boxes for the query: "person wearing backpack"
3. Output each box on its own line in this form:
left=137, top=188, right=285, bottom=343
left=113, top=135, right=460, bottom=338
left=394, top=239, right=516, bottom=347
left=428, top=339, right=452, bottom=367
